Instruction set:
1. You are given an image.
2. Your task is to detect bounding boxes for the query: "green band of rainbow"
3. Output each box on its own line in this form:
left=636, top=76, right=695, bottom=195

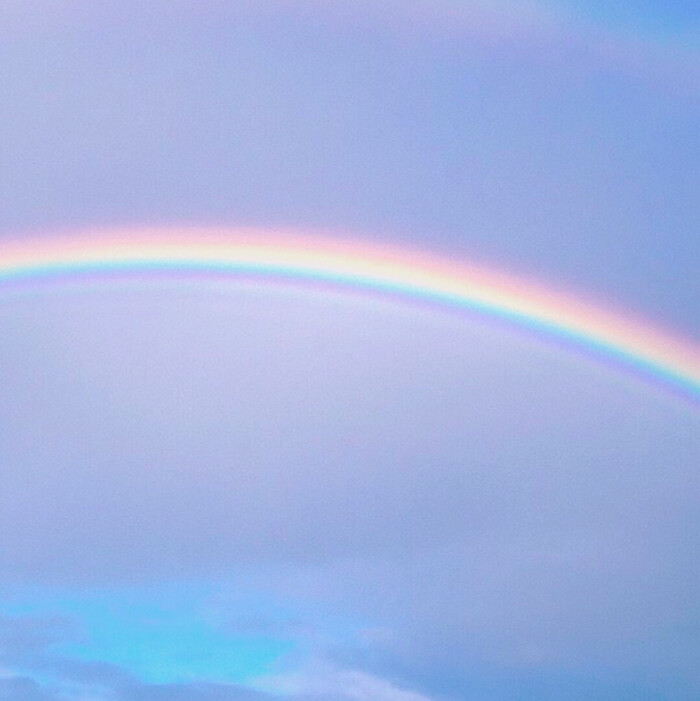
left=1, top=227, right=698, bottom=404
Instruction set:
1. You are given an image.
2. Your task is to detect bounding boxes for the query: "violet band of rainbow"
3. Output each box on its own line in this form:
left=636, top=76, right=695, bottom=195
left=0, top=228, right=698, bottom=404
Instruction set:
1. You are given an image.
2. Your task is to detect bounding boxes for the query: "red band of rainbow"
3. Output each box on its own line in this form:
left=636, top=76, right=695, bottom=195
left=1, top=227, right=698, bottom=404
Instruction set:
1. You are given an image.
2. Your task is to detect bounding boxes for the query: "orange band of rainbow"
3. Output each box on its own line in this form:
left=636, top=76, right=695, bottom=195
left=1, top=227, right=698, bottom=404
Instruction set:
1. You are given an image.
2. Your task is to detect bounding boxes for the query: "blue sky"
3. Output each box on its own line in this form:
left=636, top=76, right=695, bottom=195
left=0, top=2, right=698, bottom=700
left=564, top=0, right=699, bottom=36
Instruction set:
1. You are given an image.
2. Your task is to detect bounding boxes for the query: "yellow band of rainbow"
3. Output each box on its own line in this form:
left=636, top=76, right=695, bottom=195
left=1, top=227, right=698, bottom=404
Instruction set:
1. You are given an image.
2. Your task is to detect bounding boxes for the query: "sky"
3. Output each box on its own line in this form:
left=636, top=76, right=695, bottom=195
left=0, top=2, right=698, bottom=700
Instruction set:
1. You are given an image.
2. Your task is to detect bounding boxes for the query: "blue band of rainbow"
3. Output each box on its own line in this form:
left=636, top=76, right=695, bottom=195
left=1, top=228, right=698, bottom=405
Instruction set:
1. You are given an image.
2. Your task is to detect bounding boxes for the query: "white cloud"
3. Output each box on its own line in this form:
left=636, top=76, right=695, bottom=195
left=257, top=661, right=434, bottom=701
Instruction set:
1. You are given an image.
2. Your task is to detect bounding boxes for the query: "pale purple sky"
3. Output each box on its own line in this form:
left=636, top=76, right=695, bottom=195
left=0, top=2, right=698, bottom=700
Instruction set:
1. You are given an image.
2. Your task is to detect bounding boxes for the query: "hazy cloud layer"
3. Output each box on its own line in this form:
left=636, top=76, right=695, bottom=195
left=0, top=289, right=697, bottom=699
left=0, top=2, right=697, bottom=700
left=1, top=1, right=697, bottom=333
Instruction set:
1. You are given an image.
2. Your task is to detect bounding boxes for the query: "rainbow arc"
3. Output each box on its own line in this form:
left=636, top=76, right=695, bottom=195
left=0, top=227, right=698, bottom=403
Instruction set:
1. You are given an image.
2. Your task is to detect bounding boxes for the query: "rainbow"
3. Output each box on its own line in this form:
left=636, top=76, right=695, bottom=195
left=0, top=227, right=698, bottom=404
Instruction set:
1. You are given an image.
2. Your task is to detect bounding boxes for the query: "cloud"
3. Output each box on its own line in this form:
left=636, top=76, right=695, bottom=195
left=0, top=1, right=697, bottom=699
left=1, top=0, right=697, bottom=335
left=0, top=289, right=698, bottom=701
left=0, top=676, right=60, bottom=701
left=260, top=663, right=434, bottom=701
left=0, top=615, right=435, bottom=701
left=0, top=619, right=259, bottom=701
left=0, top=674, right=273, bottom=701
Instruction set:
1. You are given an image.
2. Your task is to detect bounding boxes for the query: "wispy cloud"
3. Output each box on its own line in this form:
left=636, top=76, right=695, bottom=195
left=0, top=614, right=435, bottom=701
left=258, top=662, right=435, bottom=701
